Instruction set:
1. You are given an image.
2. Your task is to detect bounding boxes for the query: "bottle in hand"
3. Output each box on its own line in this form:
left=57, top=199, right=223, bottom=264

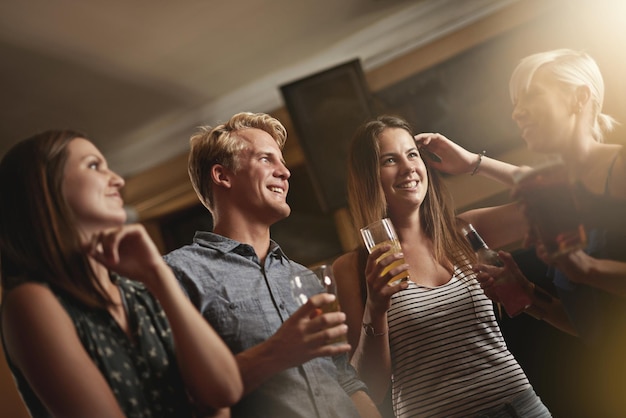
left=463, top=224, right=531, bottom=317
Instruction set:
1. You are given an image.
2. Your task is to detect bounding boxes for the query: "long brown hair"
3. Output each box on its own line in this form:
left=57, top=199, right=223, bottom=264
left=0, top=130, right=111, bottom=308
left=347, top=115, right=473, bottom=269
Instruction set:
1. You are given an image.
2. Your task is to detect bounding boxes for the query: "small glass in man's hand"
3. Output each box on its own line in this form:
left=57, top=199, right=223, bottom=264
left=290, top=265, right=347, bottom=344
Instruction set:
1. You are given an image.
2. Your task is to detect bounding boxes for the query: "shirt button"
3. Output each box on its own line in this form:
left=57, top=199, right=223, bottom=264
left=314, top=388, right=321, bottom=396
left=279, top=302, right=285, bottom=310
left=228, top=303, right=236, bottom=309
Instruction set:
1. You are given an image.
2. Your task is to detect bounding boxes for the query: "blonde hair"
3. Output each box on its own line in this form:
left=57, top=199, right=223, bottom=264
left=188, top=112, right=287, bottom=213
left=509, top=48, right=618, bottom=142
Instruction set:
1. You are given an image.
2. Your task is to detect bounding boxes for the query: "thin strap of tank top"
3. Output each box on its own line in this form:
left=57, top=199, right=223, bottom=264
left=604, top=150, right=621, bottom=196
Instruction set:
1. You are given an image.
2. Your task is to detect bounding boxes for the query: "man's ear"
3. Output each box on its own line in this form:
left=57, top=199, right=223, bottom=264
left=211, top=164, right=232, bottom=189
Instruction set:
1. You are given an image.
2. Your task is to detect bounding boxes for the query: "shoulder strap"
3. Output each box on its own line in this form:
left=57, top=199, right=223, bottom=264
left=604, top=150, right=621, bottom=196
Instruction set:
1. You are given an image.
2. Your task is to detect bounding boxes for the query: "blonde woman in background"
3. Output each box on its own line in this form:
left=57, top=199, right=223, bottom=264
left=417, top=48, right=626, bottom=416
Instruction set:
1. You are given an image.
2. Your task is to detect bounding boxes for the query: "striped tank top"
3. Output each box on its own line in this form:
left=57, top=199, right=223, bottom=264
left=388, top=263, right=530, bottom=417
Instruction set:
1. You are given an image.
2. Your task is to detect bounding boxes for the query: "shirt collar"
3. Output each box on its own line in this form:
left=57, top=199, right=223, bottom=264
left=193, top=231, right=288, bottom=260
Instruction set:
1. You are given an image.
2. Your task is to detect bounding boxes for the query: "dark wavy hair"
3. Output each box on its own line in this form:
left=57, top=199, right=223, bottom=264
left=0, top=130, right=111, bottom=307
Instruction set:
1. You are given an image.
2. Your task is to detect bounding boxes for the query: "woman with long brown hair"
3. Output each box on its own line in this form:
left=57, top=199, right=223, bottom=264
left=333, top=115, right=551, bottom=417
left=0, top=130, right=242, bottom=417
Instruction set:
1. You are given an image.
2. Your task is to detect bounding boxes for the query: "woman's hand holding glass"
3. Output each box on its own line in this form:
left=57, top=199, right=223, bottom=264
left=364, top=244, right=410, bottom=316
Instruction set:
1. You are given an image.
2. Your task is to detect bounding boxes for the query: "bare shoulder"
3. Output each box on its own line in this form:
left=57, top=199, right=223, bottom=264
left=2, top=283, right=127, bottom=417
left=2, top=282, right=76, bottom=364
left=332, top=251, right=360, bottom=282
left=2, top=281, right=60, bottom=318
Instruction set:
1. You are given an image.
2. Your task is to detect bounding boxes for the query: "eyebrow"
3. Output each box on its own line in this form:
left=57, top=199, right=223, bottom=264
left=257, top=151, right=286, bottom=165
left=80, top=153, right=103, bottom=162
left=380, top=147, right=418, bottom=157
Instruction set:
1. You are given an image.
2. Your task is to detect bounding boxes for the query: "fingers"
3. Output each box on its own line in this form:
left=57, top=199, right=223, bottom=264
left=293, top=294, right=351, bottom=354
left=550, top=249, right=588, bottom=284
left=85, top=224, right=159, bottom=272
left=496, top=251, right=518, bottom=269
left=413, top=133, right=430, bottom=146
left=365, top=244, right=391, bottom=270
left=473, top=252, right=519, bottom=277
left=306, top=293, right=337, bottom=310
left=365, top=245, right=409, bottom=301
left=472, top=265, right=500, bottom=301
left=309, top=314, right=348, bottom=340
left=414, top=132, right=444, bottom=145
left=473, top=269, right=496, bottom=288
left=298, top=293, right=345, bottom=324
left=367, top=246, right=408, bottom=280
left=306, top=318, right=350, bottom=356
left=87, top=230, right=121, bottom=266
left=414, top=133, right=444, bottom=162
left=472, top=262, right=502, bottom=277
left=473, top=262, right=500, bottom=284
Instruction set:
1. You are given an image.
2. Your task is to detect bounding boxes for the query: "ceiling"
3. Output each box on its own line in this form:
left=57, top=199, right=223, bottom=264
left=0, top=0, right=517, bottom=178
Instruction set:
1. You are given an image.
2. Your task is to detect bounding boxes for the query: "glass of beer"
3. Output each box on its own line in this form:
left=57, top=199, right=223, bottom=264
left=290, top=265, right=346, bottom=344
left=359, top=218, right=410, bottom=286
left=513, top=160, right=587, bottom=260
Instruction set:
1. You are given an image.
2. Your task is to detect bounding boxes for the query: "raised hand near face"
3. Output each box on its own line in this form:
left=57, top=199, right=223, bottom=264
left=86, top=224, right=167, bottom=287
left=414, top=132, right=477, bottom=175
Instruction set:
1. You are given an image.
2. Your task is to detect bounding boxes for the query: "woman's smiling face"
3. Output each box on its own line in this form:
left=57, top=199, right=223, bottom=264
left=62, top=137, right=126, bottom=238
left=512, top=67, right=577, bottom=153
left=378, top=127, right=428, bottom=210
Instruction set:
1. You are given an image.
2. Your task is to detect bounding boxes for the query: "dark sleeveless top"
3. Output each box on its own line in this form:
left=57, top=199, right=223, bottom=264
left=551, top=151, right=626, bottom=346
left=547, top=151, right=626, bottom=414
left=1, top=276, right=193, bottom=418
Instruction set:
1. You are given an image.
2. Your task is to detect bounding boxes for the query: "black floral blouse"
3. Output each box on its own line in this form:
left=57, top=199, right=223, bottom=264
left=3, top=276, right=193, bottom=418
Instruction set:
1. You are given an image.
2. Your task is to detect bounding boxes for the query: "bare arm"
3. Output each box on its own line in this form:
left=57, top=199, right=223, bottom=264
left=415, top=132, right=528, bottom=186
left=90, top=224, right=243, bottom=408
left=351, top=390, right=383, bottom=418
left=234, top=292, right=350, bottom=395
left=458, top=202, right=528, bottom=249
left=333, top=252, right=367, bottom=355
left=545, top=248, right=626, bottom=298
left=2, top=283, right=127, bottom=418
left=136, top=264, right=243, bottom=407
left=333, top=248, right=408, bottom=404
